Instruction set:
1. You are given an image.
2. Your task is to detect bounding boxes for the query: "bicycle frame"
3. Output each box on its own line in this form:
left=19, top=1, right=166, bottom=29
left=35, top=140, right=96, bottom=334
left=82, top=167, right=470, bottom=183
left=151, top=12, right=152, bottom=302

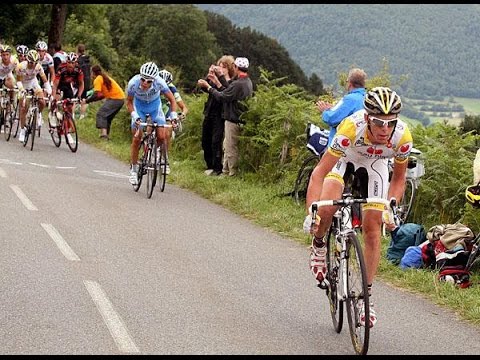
left=310, top=195, right=396, bottom=355
left=132, top=115, right=172, bottom=197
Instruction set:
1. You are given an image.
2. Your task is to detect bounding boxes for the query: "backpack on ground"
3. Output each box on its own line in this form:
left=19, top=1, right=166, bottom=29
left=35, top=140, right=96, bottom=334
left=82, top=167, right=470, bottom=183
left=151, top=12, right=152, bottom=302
left=438, top=265, right=472, bottom=288
left=386, top=223, right=427, bottom=265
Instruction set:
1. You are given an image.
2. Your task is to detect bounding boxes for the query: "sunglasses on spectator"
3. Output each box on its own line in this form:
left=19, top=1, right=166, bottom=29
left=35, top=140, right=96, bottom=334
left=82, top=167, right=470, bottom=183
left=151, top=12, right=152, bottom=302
left=369, top=115, right=398, bottom=128
left=141, top=77, right=154, bottom=84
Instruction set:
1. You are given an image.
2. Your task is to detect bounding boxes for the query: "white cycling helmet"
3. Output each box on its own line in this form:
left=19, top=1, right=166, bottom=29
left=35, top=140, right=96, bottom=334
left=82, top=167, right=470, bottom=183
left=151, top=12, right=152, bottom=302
left=364, top=86, right=402, bottom=115
left=66, top=52, right=78, bottom=62
left=159, top=69, right=173, bottom=84
left=35, top=40, right=48, bottom=51
left=16, top=45, right=29, bottom=55
left=140, top=61, right=159, bottom=80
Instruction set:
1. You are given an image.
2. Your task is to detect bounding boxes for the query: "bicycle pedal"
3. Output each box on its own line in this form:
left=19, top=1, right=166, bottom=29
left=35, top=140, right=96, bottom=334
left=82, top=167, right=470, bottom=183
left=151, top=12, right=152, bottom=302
left=318, top=279, right=329, bottom=290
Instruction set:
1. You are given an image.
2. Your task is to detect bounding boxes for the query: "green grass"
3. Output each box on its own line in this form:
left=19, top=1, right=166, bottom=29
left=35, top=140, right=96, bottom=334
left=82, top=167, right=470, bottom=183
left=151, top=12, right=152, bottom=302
left=454, top=97, right=480, bottom=115
left=77, top=102, right=480, bottom=328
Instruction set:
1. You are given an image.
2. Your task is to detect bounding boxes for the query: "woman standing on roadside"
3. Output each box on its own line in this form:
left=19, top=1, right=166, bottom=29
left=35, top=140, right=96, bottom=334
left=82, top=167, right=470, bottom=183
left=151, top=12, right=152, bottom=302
left=82, top=64, right=125, bottom=140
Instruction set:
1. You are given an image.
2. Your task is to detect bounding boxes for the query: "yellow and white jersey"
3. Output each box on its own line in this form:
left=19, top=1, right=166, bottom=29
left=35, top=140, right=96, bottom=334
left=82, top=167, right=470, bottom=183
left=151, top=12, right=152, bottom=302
left=16, top=61, right=44, bottom=82
left=0, top=56, right=18, bottom=79
left=328, top=109, right=413, bottom=164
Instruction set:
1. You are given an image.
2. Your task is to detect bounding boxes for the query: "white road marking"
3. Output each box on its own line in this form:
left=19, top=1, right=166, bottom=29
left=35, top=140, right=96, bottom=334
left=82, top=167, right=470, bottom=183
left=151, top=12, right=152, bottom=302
left=0, top=167, right=6, bottom=178
left=93, top=170, right=129, bottom=179
left=0, top=158, right=22, bottom=165
left=40, top=223, right=80, bottom=261
left=10, top=184, right=38, bottom=211
left=29, top=162, right=51, bottom=168
left=56, top=166, right=76, bottom=170
left=84, top=280, right=140, bottom=353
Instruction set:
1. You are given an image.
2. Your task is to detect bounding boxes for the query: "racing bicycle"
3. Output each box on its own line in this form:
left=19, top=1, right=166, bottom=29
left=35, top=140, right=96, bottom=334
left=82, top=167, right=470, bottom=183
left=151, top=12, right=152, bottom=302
left=22, top=90, right=49, bottom=151
left=0, top=87, right=19, bottom=141
left=132, top=114, right=172, bottom=198
left=309, top=195, right=398, bottom=355
left=48, top=98, right=80, bottom=152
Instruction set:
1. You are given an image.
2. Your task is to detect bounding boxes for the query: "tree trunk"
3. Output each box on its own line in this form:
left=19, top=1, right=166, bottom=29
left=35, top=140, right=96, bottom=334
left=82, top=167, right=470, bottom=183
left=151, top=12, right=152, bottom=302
left=48, top=4, right=67, bottom=56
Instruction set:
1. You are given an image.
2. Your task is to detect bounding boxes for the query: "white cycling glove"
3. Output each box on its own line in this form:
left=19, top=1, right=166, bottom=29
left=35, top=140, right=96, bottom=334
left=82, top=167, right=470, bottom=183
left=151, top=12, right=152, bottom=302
left=303, top=214, right=313, bottom=233
left=16, top=81, right=24, bottom=92
left=170, top=111, right=178, bottom=121
left=44, top=82, right=52, bottom=96
left=130, top=111, right=139, bottom=120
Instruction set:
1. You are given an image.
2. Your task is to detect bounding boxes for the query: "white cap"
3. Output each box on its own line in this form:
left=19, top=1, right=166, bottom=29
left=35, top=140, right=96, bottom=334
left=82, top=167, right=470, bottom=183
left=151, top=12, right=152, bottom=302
left=234, top=57, right=249, bottom=69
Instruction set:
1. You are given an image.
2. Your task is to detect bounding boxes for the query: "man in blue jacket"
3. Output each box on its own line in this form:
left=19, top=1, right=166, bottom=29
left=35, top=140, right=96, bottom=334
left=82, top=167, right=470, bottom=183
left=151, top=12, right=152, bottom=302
left=315, top=67, right=367, bottom=146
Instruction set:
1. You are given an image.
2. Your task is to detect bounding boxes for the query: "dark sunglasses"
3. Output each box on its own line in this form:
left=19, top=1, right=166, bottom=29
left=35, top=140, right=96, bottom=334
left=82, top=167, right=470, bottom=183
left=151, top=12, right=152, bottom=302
left=369, top=115, right=398, bottom=128
left=141, top=77, right=154, bottom=84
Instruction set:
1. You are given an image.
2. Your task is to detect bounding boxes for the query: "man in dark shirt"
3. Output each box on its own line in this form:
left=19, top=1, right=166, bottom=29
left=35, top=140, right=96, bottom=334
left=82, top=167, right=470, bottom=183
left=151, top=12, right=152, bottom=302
left=197, top=57, right=253, bottom=177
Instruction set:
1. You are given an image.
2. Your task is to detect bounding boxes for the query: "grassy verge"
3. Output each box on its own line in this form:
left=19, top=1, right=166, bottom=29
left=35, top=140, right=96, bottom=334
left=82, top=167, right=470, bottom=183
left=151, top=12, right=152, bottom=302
left=76, top=105, right=480, bottom=327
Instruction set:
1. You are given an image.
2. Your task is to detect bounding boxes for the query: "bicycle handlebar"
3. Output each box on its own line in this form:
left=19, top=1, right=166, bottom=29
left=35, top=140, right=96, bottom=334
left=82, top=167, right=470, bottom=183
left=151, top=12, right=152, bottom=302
left=310, top=197, right=393, bottom=211
left=135, top=121, right=172, bottom=128
left=56, top=98, right=80, bottom=105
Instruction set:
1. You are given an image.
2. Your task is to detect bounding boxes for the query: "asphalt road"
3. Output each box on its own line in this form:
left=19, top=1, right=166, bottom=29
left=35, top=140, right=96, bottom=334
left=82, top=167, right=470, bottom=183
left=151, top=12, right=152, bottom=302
left=1, top=132, right=480, bottom=355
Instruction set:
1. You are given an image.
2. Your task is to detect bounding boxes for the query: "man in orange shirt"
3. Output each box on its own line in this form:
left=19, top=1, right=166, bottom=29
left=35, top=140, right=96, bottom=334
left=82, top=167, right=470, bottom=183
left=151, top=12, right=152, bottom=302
left=82, top=64, right=125, bottom=140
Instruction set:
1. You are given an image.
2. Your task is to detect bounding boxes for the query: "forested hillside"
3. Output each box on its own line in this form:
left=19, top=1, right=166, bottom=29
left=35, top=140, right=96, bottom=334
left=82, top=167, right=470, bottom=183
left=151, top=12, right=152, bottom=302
left=197, top=4, right=480, bottom=98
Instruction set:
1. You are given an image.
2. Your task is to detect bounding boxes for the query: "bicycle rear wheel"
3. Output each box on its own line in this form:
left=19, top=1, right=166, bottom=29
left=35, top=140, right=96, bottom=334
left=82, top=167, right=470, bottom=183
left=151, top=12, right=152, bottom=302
left=345, top=231, right=370, bottom=355
left=397, top=178, right=416, bottom=224
left=157, top=143, right=167, bottom=192
left=294, top=154, right=319, bottom=205
left=325, top=226, right=343, bottom=333
left=64, top=113, right=78, bottom=152
left=145, top=142, right=158, bottom=199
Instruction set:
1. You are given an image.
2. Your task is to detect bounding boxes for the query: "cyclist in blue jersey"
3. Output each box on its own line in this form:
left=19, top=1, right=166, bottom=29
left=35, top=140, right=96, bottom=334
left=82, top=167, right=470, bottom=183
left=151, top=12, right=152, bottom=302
left=315, top=68, right=367, bottom=146
left=126, top=61, right=178, bottom=185
left=159, top=69, right=188, bottom=119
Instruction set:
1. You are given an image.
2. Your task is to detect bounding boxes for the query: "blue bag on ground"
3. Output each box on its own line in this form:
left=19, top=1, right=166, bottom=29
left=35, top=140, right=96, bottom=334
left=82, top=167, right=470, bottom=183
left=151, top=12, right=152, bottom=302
left=400, top=246, right=423, bottom=269
left=386, top=223, right=427, bottom=265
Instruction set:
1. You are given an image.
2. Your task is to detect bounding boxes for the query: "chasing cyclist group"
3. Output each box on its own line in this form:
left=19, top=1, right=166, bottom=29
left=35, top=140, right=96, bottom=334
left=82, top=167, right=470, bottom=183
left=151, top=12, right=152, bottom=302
left=0, top=42, right=185, bottom=183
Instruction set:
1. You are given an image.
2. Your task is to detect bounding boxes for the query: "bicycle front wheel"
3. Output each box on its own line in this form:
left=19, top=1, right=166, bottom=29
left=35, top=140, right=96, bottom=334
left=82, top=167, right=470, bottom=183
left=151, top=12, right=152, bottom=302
left=294, top=154, right=319, bottom=205
left=325, top=226, right=343, bottom=333
left=11, top=105, right=20, bottom=138
left=157, top=143, right=167, bottom=192
left=48, top=114, right=62, bottom=147
left=29, top=110, right=37, bottom=151
left=145, top=141, right=158, bottom=199
left=133, top=140, right=146, bottom=192
left=64, top=113, right=78, bottom=152
left=345, top=232, right=370, bottom=355
left=397, top=178, right=416, bottom=224
left=3, top=107, right=12, bottom=141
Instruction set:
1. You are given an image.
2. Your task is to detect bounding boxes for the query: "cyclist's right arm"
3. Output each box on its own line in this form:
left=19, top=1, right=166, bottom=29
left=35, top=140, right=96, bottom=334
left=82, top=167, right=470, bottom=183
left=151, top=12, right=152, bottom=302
left=305, top=150, right=341, bottom=215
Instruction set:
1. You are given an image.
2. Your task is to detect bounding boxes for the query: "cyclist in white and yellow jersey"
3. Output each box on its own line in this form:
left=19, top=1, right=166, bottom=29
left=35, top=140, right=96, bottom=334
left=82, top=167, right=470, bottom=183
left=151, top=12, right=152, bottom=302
left=16, top=49, right=51, bottom=142
left=0, top=45, right=18, bottom=93
left=304, top=86, right=413, bottom=328
left=35, top=41, right=55, bottom=88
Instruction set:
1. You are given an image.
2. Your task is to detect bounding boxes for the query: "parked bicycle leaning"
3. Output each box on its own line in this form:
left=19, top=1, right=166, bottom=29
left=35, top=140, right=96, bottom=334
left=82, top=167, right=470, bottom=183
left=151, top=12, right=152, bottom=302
left=304, top=86, right=413, bottom=328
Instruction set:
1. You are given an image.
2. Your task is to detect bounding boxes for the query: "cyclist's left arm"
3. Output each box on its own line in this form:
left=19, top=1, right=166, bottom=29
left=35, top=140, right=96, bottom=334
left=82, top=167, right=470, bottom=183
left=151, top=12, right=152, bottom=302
left=163, top=90, right=177, bottom=117
left=388, top=125, right=413, bottom=202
